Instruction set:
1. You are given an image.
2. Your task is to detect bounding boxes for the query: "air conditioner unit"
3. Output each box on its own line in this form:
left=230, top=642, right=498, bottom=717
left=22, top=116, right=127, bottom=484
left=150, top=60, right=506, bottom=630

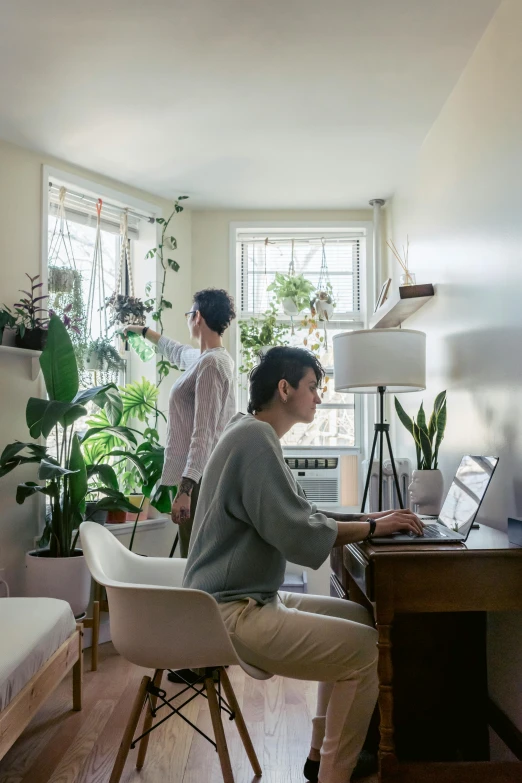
left=284, top=454, right=341, bottom=507
left=362, top=458, right=412, bottom=512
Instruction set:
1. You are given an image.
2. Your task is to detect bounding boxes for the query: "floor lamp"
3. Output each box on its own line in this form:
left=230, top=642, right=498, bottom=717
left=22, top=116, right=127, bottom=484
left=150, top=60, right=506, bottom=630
left=333, top=329, right=426, bottom=512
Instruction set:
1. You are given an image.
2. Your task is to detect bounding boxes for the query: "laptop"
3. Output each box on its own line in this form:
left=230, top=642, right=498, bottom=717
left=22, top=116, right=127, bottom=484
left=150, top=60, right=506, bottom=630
left=371, top=455, right=499, bottom=544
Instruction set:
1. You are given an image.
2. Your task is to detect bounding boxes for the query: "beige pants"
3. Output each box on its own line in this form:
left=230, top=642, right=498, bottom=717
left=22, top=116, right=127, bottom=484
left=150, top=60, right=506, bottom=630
left=219, top=591, right=379, bottom=783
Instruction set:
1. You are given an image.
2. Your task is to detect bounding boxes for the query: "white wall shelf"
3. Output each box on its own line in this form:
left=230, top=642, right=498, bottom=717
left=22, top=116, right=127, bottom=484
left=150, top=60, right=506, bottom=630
left=0, top=344, right=41, bottom=380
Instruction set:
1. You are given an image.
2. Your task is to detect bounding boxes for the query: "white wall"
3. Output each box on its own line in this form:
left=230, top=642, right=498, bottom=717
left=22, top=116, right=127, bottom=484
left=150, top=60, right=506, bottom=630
left=0, top=139, right=192, bottom=595
left=388, top=0, right=522, bottom=755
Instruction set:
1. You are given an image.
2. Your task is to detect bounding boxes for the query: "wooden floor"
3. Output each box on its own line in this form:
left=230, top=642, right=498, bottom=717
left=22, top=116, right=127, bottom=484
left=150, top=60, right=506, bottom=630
left=0, top=643, right=378, bottom=783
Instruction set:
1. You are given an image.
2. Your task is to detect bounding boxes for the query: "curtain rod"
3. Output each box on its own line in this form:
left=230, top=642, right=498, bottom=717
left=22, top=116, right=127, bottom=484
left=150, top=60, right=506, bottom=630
left=48, top=182, right=156, bottom=224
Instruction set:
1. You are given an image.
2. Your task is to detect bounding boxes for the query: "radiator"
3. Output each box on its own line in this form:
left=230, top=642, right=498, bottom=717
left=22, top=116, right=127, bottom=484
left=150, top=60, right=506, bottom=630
left=362, top=458, right=411, bottom=512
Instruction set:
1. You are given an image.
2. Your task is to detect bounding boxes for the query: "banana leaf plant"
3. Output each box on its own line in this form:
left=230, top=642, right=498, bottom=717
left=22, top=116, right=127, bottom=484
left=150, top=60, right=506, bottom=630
left=394, top=390, right=447, bottom=470
left=0, top=315, right=139, bottom=557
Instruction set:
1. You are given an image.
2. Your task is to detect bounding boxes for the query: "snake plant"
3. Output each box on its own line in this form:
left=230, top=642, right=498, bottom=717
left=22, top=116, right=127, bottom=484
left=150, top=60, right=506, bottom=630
left=394, top=390, right=447, bottom=470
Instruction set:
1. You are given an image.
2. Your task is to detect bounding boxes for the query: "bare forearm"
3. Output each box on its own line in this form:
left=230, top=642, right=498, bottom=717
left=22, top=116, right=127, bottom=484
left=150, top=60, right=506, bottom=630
left=334, top=520, right=371, bottom=547
left=142, top=327, right=161, bottom=345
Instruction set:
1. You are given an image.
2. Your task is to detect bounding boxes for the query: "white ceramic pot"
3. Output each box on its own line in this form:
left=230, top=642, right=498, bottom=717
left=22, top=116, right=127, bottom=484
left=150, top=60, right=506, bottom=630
left=1, top=328, right=16, bottom=347
left=25, top=549, right=91, bottom=618
left=282, top=297, right=300, bottom=316
left=315, top=299, right=334, bottom=321
left=85, top=350, right=102, bottom=371
left=408, top=469, right=444, bottom=515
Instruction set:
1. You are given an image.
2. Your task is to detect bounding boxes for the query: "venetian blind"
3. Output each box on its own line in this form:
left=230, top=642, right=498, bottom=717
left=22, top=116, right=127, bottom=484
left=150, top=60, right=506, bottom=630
left=238, top=233, right=362, bottom=317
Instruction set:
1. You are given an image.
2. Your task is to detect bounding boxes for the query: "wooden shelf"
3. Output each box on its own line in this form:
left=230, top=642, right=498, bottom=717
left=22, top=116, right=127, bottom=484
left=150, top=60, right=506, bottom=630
left=0, top=344, right=42, bottom=380
left=370, top=283, right=435, bottom=329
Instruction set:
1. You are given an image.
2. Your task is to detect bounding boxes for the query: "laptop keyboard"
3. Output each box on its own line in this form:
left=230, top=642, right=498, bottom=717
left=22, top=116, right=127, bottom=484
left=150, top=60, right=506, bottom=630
left=423, top=524, right=447, bottom=538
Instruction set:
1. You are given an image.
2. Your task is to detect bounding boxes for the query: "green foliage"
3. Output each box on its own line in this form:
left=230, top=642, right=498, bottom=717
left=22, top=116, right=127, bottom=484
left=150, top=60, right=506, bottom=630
left=394, top=391, right=447, bottom=470
left=267, top=272, right=315, bottom=313
left=143, top=197, right=188, bottom=384
left=0, top=315, right=131, bottom=557
left=238, top=305, right=291, bottom=375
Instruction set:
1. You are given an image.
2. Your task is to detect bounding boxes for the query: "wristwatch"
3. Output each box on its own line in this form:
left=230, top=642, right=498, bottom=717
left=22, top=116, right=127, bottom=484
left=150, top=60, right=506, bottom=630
left=142, top=326, right=149, bottom=337
left=363, top=518, right=376, bottom=542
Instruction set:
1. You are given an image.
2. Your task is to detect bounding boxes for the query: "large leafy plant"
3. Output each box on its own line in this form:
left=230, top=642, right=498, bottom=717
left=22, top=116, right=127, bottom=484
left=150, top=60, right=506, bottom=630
left=82, top=376, right=175, bottom=515
left=394, top=391, right=447, bottom=470
left=0, top=316, right=138, bottom=557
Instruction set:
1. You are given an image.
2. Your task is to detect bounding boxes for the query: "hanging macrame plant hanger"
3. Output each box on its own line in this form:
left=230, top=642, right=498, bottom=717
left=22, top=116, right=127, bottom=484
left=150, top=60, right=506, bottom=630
left=106, top=210, right=147, bottom=327
left=48, top=186, right=79, bottom=296
left=86, top=199, right=109, bottom=341
left=286, top=239, right=297, bottom=334
left=314, top=238, right=335, bottom=349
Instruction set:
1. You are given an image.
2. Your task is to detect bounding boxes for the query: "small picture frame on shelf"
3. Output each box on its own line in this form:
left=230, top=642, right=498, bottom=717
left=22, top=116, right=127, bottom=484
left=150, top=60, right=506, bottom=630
left=374, top=278, right=392, bottom=312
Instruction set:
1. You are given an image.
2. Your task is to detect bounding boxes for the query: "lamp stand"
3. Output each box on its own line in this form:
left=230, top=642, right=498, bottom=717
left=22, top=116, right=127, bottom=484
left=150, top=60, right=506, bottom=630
left=361, top=386, right=405, bottom=512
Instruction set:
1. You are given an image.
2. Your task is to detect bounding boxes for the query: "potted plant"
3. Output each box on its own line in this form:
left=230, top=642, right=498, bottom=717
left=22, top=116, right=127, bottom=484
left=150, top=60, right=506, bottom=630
left=267, top=272, right=315, bottom=316
left=0, top=308, right=16, bottom=346
left=311, top=283, right=336, bottom=321
left=105, top=293, right=153, bottom=328
left=48, top=266, right=80, bottom=295
left=0, top=315, right=138, bottom=616
left=82, top=376, right=176, bottom=545
left=238, top=305, right=291, bottom=375
left=85, top=336, right=126, bottom=374
left=7, top=274, right=50, bottom=350
left=394, top=391, right=447, bottom=515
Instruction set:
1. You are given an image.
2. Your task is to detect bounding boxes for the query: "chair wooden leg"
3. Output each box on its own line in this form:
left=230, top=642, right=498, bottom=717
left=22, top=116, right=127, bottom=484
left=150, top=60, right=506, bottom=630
left=72, top=623, right=83, bottom=711
left=91, top=600, right=100, bottom=672
left=136, top=669, right=163, bottom=770
left=205, top=672, right=235, bottom=783
left=109, top=675, right=150, bottom=783
left=221, top=668, right=262, bottom=777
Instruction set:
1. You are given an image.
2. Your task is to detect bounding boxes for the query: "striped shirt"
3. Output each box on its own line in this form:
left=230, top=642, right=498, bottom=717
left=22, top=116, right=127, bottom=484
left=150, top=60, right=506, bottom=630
left=157, top=336, right=236, bottom=487
left=183, top=413, right=338, bottom=604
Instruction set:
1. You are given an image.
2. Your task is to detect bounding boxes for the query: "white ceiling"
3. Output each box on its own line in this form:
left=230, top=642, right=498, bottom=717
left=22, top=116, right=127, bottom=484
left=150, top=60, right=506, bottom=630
left=0, top=0, right=499, bottom=209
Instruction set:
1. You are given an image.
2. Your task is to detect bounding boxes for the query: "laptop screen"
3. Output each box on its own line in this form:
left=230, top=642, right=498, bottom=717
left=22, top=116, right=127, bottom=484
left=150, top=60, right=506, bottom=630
left=438, top=456, right=498, bottom=536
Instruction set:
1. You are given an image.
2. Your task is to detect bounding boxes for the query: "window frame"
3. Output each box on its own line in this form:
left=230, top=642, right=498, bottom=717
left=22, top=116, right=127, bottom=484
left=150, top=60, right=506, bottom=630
left=229, top=220, right=374, bottom=452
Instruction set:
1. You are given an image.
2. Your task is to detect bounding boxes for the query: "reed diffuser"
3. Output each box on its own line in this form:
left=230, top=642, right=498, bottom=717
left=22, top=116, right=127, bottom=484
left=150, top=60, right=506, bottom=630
left=387, top=236, right=415, bottom=286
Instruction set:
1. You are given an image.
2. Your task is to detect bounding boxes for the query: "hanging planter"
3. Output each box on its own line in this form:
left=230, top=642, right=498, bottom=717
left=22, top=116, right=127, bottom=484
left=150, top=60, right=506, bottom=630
left=312, top=290, right=335, bottom=321
left=85, top=336, right=125, bottom=374
left=106, top=211, right=152, bottom=328
left=48, top=266, right=78, bottom=295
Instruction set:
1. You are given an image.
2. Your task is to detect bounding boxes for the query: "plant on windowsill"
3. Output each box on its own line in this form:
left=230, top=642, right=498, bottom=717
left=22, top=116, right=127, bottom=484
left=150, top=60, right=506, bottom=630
left=0, top=315, right=138, bottom=615
left=4, top=274, right=50, bottom=351
left=394, top=390, right=447, bottom=515
left=238, top=305, right=291, bottom=376
left=267, top=272, right=315, bottom=316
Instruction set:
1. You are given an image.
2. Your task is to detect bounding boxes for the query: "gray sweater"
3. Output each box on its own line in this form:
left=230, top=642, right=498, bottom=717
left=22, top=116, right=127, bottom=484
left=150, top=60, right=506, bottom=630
left=182, top=413, right=338, bottom=604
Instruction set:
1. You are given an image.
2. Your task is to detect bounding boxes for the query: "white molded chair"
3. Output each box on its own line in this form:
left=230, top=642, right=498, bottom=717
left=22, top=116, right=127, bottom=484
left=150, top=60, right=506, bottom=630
left=79, top=521, right=272, bottom=783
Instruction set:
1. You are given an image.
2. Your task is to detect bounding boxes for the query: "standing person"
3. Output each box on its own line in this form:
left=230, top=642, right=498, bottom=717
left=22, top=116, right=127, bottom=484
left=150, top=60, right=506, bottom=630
left=125, top=288, right=236, bottom=557
left=183, top=347, right=423, bottom=783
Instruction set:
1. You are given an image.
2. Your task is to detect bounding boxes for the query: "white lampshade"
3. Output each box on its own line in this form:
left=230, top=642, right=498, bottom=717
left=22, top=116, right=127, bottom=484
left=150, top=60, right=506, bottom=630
left=333, top=329, right=426, bottom=393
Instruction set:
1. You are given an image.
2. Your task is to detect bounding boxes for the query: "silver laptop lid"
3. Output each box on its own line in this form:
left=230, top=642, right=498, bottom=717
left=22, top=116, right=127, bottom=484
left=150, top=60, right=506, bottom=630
left=438, top=456, right=498, bottom=538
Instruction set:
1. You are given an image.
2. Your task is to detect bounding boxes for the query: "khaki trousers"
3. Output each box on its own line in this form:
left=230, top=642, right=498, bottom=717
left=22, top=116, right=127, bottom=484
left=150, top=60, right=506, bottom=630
left=219, top=591, right=379, bottom=783
left=179, top=481, right=200, bottom=558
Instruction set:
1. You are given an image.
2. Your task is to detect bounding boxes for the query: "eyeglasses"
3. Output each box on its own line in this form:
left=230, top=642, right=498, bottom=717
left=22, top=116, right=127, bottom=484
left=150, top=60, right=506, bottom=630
left=184, top=310, right=196, bottom=318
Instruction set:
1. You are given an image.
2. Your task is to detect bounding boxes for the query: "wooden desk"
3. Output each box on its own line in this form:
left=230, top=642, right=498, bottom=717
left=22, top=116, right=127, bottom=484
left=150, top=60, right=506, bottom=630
left=332, top=525, right=522, bottom=782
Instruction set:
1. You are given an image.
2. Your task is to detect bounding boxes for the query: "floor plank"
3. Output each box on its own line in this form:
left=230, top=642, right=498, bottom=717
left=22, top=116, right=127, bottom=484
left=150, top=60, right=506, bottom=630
left=0, top=643, right=378, bottom=783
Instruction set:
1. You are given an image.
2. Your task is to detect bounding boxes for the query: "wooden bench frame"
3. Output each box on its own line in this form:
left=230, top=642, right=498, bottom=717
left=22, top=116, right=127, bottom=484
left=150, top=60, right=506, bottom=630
left=0, top=623, right=83, bottom=761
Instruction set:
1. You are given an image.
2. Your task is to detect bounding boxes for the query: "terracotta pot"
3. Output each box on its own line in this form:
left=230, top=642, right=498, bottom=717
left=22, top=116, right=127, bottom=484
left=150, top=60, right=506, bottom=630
left=25, top=549, right=91, bottom=618
left=106, top=509, right=127, bottom=523
left=15, top=328, right=48, bottom=351
left=408, top=469, right=444, bottom=515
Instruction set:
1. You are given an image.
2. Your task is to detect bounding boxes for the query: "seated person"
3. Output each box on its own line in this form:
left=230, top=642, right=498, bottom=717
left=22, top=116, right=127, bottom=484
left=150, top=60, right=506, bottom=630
left=183, top=347, right=422, bottom=783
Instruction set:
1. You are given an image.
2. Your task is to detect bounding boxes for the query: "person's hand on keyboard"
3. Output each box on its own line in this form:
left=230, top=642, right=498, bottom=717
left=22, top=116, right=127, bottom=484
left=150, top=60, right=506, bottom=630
left=373, top=509, right=424, bottom=538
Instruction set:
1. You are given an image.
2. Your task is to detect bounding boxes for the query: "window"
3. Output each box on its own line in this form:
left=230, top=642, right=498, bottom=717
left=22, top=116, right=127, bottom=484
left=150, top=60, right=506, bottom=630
left=235, top=227, right=366, bottom=449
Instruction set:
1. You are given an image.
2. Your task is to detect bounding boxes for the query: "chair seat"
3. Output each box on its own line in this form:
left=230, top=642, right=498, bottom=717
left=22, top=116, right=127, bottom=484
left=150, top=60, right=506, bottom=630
left=237, top=658, right=273, bottom=681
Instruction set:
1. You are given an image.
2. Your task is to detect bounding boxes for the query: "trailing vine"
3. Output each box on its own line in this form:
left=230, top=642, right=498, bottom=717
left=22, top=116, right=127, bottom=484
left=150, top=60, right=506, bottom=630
left=144, top=195, right=188, bottom=385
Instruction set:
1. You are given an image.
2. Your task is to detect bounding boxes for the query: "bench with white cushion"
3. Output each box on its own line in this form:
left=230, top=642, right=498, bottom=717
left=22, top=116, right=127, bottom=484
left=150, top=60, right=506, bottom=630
left=0, top=597, right=82, bottom=761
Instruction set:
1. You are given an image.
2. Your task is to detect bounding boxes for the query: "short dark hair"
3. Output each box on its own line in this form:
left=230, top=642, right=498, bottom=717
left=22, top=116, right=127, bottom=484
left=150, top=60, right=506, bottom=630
left=193, top=288, right=236, bottom=336
left=247, top=346, right=325, bottom=415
